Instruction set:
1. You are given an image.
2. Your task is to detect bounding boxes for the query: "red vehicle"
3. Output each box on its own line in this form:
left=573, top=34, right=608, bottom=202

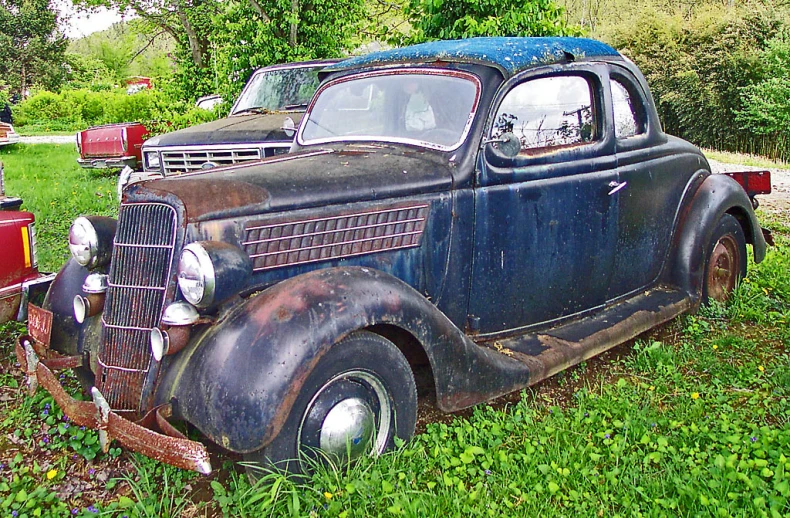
left=76, top=123, right=149, bottom=170
left=0, top=162, right=53, bottom=323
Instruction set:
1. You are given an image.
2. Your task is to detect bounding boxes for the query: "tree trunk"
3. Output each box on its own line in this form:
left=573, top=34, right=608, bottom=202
left=20, top=62, right=26, bottom=99
left=289, top=0, right=299, bottom=47
left=176, top=6, right=204, bottom=68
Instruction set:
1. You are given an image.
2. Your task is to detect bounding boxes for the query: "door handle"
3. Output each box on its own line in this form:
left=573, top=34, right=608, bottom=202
left=608, top=180, right=627, bottom=196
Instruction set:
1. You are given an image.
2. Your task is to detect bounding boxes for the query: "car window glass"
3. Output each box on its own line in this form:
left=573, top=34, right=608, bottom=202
left=301, top=73, right=478, bottom=149
left=611, top=78, right=644, bottom=139
left=233, top=66, right=322, bottom=113
left=492, top=75, right=596, bottom=152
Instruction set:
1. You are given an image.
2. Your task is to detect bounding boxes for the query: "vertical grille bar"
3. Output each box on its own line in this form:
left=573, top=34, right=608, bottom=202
left=97, top=202, right=177, bottom=413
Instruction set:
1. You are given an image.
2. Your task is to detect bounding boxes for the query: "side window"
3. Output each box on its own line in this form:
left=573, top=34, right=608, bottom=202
left=611, top=78, right=646, bottom=139
left=492, top=75, right=597, bottom=153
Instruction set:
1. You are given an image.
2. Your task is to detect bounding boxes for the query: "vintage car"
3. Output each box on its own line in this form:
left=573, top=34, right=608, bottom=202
left=0, top=122, right=20, bottom=147
left=76, top=122, right=149, bottom=170
left=139, top=59, right=338, bottom=177
left=0, top=162, right=53, bottom=323
left=17, top=37, right=769, bottom=475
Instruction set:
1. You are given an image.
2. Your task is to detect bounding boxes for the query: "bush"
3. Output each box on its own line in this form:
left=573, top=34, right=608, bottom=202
left=602, top=2, right=787, bottom=159
left=12, top=87, right=219, bottom=135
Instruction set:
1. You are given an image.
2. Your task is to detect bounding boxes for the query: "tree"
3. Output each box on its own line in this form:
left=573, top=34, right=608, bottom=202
left=209, top=0, right=365, bottom=100
left=0, top=0, right=67, bottom=97
left=405, top=0, right=579, bottom=42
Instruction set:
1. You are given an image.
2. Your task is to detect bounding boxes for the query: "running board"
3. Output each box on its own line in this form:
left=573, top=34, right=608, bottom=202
left=479, top=288, right=692, bottom=388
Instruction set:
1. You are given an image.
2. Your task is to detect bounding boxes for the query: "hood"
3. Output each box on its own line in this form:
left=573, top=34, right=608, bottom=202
left=126, top=145, right=454, bottom=222
left=144, top=113, right=305, bottom=148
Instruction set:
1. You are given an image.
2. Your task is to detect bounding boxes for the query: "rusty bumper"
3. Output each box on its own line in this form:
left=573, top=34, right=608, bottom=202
left=14, top=336, right=211, bottom=474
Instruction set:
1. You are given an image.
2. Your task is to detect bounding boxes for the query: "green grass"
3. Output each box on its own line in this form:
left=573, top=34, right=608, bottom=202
left=0, top=145, right=788, bottom=517
left=14, top=128, right=76, bottom=137
left=704, top=148, right=790, bottom=170
left=0, top=144, right=118, bottom=271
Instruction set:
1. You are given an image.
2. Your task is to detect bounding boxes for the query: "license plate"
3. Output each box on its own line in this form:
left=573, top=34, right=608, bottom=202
left=28, top=304, right=53, bottom=347
left=92, top=160, right=107, bottom=168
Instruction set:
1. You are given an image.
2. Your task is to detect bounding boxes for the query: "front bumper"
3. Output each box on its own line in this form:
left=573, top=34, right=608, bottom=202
left=15, top=335, right=212, bottom=474
left=16, top=274, right=56, bottom=321
left=77, top=156, right=138, bottom=170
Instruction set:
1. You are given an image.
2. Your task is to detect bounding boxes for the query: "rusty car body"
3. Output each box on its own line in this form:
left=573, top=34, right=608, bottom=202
left=77, top=122, right=150, bottom=171
left=0, top=122, right=20, bottom=147
left=139, top=60, right=338, bottom=178
left=18, top=37, right=767, bottom=474
left=0, top=162, right=53, bottom=323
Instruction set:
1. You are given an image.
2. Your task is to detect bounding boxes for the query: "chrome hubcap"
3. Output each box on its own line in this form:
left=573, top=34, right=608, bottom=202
left=319, top=398, right=375, bottom=459
left=299, top=370, right=392, bottom=465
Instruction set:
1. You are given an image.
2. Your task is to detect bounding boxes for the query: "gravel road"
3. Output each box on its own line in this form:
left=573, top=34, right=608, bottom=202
left=708, top=159, right=790, bottom=214
left=19, top=135, right=75, bottom=145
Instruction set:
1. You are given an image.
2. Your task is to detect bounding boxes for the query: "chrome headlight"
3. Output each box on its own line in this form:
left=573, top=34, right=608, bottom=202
left=178, top=243, right=215, bottom=307
left=144, top=151, right=161, bottom=171
left=69, top=217, right=98, bottom=267
left=177, top=242, right=252, bottom=308
left=68, top=216, right=116, bottom=269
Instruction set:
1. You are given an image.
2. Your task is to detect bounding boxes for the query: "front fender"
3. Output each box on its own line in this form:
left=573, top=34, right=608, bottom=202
left=43, top=259, right=91, bottom=357
left=156, top=267, right=531, bottom=454
left=665, top=173, right=767, bottom=301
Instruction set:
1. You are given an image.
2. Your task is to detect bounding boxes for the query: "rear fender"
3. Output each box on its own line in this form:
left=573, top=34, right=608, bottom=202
left=664, top=173, right=766, bottom=302
left=156, top=266, right=530, bottom=454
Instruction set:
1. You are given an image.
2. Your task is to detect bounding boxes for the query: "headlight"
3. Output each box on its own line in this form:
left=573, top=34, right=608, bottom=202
left=144, top=151, right=161, bottom=171
left=68, top=216, right=117, bottom=269
left=177, top=242, right=252, bottom=308
left=178, top=243, right=215, bottom=307
left=69, top=217, right=98, bottom=267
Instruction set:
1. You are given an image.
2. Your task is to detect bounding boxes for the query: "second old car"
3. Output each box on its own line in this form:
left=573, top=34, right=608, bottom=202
left=139, top=60, right=338, bottom=177
left=18, top=37, right=767, bottom=475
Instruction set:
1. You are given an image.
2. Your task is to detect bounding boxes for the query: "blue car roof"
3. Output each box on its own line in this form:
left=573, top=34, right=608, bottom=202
left=325, top=37, right=621, bottom=78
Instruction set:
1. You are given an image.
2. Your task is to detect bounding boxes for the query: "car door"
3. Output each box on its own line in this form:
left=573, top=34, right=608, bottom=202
left=469, top=64, right=620, bottom=335
left=607, top=66, right=698, bottom=299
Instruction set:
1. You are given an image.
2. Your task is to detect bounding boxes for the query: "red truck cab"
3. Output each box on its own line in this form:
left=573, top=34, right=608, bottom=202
left=0, top=162, right=53, bottom=323
left=76, top=122, right=149, bottom=170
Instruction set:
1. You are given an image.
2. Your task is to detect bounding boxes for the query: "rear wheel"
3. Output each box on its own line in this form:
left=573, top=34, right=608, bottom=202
left=702, top=213, right=747, bottom=303
left=244, top=331, right=417, bottom=476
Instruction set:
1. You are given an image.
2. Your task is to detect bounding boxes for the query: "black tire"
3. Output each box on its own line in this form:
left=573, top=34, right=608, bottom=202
left=243, top=330, right=418, bottom=476
left=702, top=213, right=747, bottom=304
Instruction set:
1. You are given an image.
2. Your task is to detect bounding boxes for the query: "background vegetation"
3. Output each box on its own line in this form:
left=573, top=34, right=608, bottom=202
left=1, top=144, right=788, bottom=516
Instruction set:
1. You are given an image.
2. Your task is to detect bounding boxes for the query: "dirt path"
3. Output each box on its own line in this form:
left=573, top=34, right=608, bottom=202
left=708, top=158, right=790, bottom=214
left=19, top=135, right=75, bottom=145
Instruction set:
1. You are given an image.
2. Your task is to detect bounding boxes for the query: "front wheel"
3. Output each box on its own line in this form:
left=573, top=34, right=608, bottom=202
left=702, top=213, right=747, bottom=303
left=244, top=331, right=418, bottom=475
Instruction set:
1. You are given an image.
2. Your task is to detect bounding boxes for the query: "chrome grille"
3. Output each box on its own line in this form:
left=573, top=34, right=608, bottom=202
left=242, top=204, right=429, bottom=272
left=159, top=146, right=288, bottom=175
left=98, top=202, right=177, bottom=413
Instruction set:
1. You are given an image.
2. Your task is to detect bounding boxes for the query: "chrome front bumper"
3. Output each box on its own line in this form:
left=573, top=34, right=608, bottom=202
left=15, top=336, right=212, bottom=474
left=77, top=156, right=138, bottom=170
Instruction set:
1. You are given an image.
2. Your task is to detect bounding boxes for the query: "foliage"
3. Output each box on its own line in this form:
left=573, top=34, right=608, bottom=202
left=209, top=0, right=366, bottom=101
left=405, top=0, right=579, bottom=42
left=601, top=1, right=789, bottom=159
left=12, top=88, right=219, bottom=134
left=0, top=0, right=68, bottom=96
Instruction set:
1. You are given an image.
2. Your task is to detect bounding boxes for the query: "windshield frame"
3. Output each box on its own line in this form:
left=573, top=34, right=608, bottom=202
left=296, top=68, right=482, bottom=152
left=229, top=62, right=330, bottom=116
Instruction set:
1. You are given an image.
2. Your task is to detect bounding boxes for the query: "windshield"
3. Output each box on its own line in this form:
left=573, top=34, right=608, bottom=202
left=232, top=65, right=323, bottom=114
left=299, top=71, right=480, bottom=150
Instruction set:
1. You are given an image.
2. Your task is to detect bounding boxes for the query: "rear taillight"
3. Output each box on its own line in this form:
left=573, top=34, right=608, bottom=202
left=76, top=132, right=82, bottom=154
left=121, top=127, right=128, bottom=153
left=723, top=171, right=772, bottom=196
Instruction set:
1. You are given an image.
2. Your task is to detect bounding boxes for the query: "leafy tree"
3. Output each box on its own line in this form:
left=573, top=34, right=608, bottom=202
left=405, top=0, right=579, bottom=42
left=0, top=0, right=67, bottom=97
left=211, top=0, right=365, bottom=100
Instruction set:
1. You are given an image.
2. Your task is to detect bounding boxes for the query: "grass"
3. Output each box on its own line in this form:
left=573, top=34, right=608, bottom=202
left=704, top=148, right=790, bottom=170
left=15, top=128, right=77, bottom=137
left=0, top=144, right=788, bottom=517
left=0, top=144, right=118, bottom=271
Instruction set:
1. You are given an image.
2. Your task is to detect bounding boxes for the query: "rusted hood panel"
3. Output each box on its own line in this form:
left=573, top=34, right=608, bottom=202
left=146, top=113, right=299, bottom=147
left=126, top=146, right=454, bottom=222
